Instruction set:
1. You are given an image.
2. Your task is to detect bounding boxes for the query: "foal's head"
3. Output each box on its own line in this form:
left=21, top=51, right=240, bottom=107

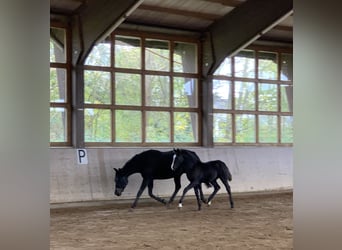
left=171, top=148, right=199, bottom=171
left=170, top=148, right=184, bottom=171
left=113, top=168, right=128, bottom=196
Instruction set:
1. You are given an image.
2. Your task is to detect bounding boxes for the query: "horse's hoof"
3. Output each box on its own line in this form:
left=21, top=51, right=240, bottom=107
left=178, top=203, right=183, bottom=209
left=207, top=201, right=212, bottom=206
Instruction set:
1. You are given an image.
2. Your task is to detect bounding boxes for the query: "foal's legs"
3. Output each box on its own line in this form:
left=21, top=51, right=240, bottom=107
left=206, top=180, right=221, bottom=205
left=221, top=178, right=234, bottom=208
left=194, top=185, right=202, bottom=210
left=198, top=184, right=207, bottom=204
left=178, top=181, right=198, bottom=208
left=147, top=181, right=167, bottom=205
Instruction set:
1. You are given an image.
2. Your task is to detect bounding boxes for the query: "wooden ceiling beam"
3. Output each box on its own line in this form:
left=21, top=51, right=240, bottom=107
left=138, top=4, right=221, bottom=21
left=274, top=25, right=293, bottom=31
left=203, top=0, right=293, bottom=75
left=202, top=0, right=245, bottom=7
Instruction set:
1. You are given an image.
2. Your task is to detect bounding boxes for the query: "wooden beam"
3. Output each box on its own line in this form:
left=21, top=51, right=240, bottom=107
left=274, top=25, right=293, bottom=32
left=138, top=4, right=221, bottom=21
left=202, top=0, right=245, bottom=7
left=203, top=0, right=293, bottom=76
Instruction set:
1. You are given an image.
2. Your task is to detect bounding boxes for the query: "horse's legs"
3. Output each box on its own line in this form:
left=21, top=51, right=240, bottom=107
left=194, top=186, right=202, bottom=211
left=131, top=179, right=148, bottom=208
left=198, top=184, right=207, bottom=204
left=221, top=178, right=234, bottom=208
left=167, top=176, right=181, bottom=204
left=206, top=180, right=221, bottom=205
left=178, top=181, right=197, bottom=207
left=147, top=181, right=167, bottom=204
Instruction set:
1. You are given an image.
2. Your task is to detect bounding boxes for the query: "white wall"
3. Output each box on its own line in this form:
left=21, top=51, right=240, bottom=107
left=50, top=147, right=292, bottom=203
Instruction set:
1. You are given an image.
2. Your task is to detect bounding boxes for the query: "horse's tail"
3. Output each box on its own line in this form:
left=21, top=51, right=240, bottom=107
left=216, top=160, right=232, bottom=181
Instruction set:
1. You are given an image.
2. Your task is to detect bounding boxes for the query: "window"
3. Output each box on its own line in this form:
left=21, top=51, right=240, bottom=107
left=83, top=32, right=200, bottom=146
left=50, top=25, right=71, bottom=146
left=213, top=48, right=293, bottom=145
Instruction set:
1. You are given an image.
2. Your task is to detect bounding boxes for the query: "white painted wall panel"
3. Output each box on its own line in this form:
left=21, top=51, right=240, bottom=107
left=50, top=147, right=293, bottom=203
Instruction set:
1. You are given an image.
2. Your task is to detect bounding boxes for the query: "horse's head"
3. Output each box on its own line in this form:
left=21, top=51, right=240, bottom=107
left=113, top=168, right=128, bottom=196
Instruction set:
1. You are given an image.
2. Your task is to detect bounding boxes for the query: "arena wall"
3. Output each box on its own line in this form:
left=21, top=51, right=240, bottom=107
left=50, top=147, right=293, bottom=203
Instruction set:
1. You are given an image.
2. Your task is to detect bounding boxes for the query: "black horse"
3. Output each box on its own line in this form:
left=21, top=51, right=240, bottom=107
left=114, top=148, right=201, bottom=208
left=173, top=149, right=234, bottom=210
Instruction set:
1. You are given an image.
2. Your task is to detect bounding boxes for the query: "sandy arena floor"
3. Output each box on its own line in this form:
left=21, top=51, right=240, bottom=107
left=50, top=191, right=293, bottom=250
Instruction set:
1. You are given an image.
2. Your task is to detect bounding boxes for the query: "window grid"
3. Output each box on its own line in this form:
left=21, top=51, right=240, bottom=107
left=213, top=46, right=293, bottom=146
left=83, top=30, right=201, bottom=146
left=50, top=24, right=72, bottom=146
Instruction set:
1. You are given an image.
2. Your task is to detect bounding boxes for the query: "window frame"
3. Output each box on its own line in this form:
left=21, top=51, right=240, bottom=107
left=82, top=29, right=202, bottom=147
left=212, top=45, right=293, bottom=146
left=50, top=22, right=72, bottom=146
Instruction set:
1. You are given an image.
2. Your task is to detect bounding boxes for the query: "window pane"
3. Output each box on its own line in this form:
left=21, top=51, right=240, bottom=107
left=50, top=28, right=66, bottom=63
left=281, top=116, right=293, bottom=143
left=115, top=110, right=142, bottom=142
left=213, top=113, right=232, bottom=143
left=235, top=114, right=255, bottom=143
left=174, top=112, right=198, bottom=142
left=115, top=36, right=141, bottom=69
left=84, top=70, right=111, bottom=104
left=146, top=111, right=170, bottom=142
left=85, top=39, right=110, bottom=66
left=50, top=107, right=67, bottom=142
left=145, top=39, right=170, bottom=71
left=213, top=80, right=232, bottom=109
left=281, top=53, right=293, bottom=81
left=214, top=57, right=232, bottom=76
left=259, top=115, right=278, bottom=143
left=258, top=83, right=278, bottom=111
left=258, top=51, right=278, bottom=80
left=280, top=85, right=293, bottom=112
left=234, top=50, right=255, bottom=78
left=234, top=81, right=255, bottom=110
left=174, top=77, right=197, bottom=108
left=50, top=68, right=66, bottom=102
left=173, top=42, right=197, bottom=73
left=115, top=73, right=141, bottom=106
left=84, top=109, right=111, bottom=142
left=145, top=75, right=170, bottom=107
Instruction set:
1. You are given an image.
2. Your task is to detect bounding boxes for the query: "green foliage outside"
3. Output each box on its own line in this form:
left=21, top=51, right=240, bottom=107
left=259, top=115, right=277, bottom=143
left=146, top=111, right=170, bottom=142
left=235, top=114, right=256, bottom=143
left=84, top=109, right=111, bottom=142
left=115, top=110, right=142, bottom=142
left=213, top=113, right=232, bottom=143
left=50, top=107, right=66, bottom=142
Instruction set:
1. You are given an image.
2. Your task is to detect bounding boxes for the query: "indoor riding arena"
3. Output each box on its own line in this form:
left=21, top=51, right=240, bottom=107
left=50, top=0, right=293, bottom=249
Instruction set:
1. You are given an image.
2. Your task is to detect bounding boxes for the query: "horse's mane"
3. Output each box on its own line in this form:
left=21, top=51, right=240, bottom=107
left=179, top=148, right=200, bottom=162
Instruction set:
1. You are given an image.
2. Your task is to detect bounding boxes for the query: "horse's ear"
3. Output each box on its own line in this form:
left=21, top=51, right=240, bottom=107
left=113, top=168, right=118, bottom=172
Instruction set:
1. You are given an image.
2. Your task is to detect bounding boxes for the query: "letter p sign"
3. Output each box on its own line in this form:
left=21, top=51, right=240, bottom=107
left=76, top=149, right=88, bottom=165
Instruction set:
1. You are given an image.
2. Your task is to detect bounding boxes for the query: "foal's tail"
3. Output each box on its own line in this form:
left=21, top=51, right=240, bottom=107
left=216, top=160, right=232, bottom=181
